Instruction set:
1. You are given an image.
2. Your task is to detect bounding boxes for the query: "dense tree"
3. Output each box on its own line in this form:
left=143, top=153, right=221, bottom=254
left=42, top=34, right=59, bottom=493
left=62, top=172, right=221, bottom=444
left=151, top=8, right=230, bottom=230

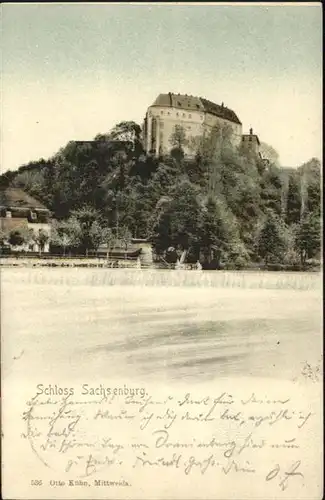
left=8, top=230, right=25, bottom=247
left=35, top=229, right=49, bottom=254
left=257, top=211, right=286, bottom=265
left=259, top=142, right=280, bottom=166
left=152, top=180, right=201, bottom=259
left=101, top=227, right=117, bottom=258
left=117, top=226, right=132, bottom=251
left=0, top=229, right=7, bottom=246
left=260, top=165, right=283, bottom=216
left=306, top=181, right=321, bottom=216
left=281, top=224, right=300, bottom=266
left=0, top=118, right=321, bottom=267
left=298, top=158, right=320, bottom=217
left=51, top=219, right=81, bottom=255
left=295, top=213, right=321, bottom=265
left=199, top=197, right=230, bottom=267
left=109, top=121, right=143, bottom=153
left=69, top=206, right=102, bottom=255
left=285, top=173, right=301, bottom=225
left=169, top=125, right=188, bottom=150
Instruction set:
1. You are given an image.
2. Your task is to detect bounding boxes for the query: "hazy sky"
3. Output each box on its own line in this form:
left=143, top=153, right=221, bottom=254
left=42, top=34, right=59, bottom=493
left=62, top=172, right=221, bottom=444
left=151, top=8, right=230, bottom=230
left=1, top=2, right=322, bottom=172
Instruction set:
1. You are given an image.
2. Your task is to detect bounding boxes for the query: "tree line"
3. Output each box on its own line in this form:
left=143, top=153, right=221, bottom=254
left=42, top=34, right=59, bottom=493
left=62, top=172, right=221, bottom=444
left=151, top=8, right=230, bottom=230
left=0, top=120, right=321, bottom=268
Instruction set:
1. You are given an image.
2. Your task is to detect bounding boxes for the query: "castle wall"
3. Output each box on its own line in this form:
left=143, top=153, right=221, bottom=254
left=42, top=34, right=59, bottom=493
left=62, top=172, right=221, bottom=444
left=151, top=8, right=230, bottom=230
left=146, top=106, right=204, bottom=156
left=203, top=113, right=242, bottom=146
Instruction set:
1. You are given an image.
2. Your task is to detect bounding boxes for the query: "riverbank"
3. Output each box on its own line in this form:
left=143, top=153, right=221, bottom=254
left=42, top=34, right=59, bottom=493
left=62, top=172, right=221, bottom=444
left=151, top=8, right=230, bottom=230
left=0, top=255, right=321, bottom=273
left=1, top=266, right=321, bottom=290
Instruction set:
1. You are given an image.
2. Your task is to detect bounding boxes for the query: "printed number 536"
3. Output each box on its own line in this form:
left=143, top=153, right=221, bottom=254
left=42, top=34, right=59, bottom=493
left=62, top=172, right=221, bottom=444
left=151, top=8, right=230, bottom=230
left=31, top=480, right=43, bottom=486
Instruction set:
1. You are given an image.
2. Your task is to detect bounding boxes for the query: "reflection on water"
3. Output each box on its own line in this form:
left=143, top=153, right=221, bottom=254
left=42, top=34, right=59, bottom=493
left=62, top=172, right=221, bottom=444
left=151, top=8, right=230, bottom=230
left=1, top=269, right=322, bottom=384
left=85, top=316, right=318, bottom=382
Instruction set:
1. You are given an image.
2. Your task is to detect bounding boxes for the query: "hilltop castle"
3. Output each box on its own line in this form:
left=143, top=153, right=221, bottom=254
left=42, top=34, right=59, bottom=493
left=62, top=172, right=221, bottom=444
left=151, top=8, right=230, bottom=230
left=142, top=92, right=261, bottom=158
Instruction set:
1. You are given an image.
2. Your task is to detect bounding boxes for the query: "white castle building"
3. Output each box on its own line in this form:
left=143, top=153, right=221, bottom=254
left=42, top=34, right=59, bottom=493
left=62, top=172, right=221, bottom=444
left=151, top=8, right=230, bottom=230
left=142, top=92, right=258, bottom=158
left=143, top=92, right=251, bottom=155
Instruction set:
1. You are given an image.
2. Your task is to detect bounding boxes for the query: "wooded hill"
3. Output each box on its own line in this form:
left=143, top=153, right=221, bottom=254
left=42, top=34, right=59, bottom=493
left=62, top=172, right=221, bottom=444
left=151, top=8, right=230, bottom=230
left=0, top=121, right=321, bottom=268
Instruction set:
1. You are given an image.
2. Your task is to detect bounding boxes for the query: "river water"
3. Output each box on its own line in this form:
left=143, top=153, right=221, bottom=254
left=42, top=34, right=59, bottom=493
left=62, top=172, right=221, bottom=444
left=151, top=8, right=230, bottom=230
left=1, top=268, right=322, bottom=385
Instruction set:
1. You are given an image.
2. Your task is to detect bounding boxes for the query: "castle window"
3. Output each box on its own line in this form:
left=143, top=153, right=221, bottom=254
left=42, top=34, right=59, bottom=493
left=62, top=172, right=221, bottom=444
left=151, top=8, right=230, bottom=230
left=189, top=114, right=192, bottom=118
left=182, top=113, right=186, bottom=117
left=160, top=110, right=164, bottom=115
left=177, top=101, right=181, bottom=106
left=167, top=112, right=170, bottom=115
left=176, top=112, right=179, bottom=117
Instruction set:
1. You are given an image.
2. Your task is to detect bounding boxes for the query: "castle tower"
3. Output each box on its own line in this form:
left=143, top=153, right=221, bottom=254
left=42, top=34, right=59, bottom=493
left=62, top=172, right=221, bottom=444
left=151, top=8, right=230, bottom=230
left=241, top=127, right=261, bottom=156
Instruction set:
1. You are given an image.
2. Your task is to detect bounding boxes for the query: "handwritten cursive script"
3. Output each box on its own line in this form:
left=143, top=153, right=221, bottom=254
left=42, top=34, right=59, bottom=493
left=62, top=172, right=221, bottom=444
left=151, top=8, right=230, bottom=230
left=19, top=385, right=315, bottom=494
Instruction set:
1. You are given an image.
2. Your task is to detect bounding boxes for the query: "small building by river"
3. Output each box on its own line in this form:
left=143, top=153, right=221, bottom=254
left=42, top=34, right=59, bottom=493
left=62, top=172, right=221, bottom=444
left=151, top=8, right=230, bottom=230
left=0, top=187, right=51, bottom=253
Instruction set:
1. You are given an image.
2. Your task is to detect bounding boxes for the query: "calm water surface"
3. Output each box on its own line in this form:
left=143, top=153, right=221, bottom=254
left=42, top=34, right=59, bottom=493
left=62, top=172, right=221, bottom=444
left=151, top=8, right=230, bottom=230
left=2, top=268, right=322, bottom=384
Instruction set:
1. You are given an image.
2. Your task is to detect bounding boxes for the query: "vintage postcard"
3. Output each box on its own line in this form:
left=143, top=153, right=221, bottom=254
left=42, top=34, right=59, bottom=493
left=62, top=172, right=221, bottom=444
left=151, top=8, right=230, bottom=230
left=1, top=2, right=323, bottom=499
